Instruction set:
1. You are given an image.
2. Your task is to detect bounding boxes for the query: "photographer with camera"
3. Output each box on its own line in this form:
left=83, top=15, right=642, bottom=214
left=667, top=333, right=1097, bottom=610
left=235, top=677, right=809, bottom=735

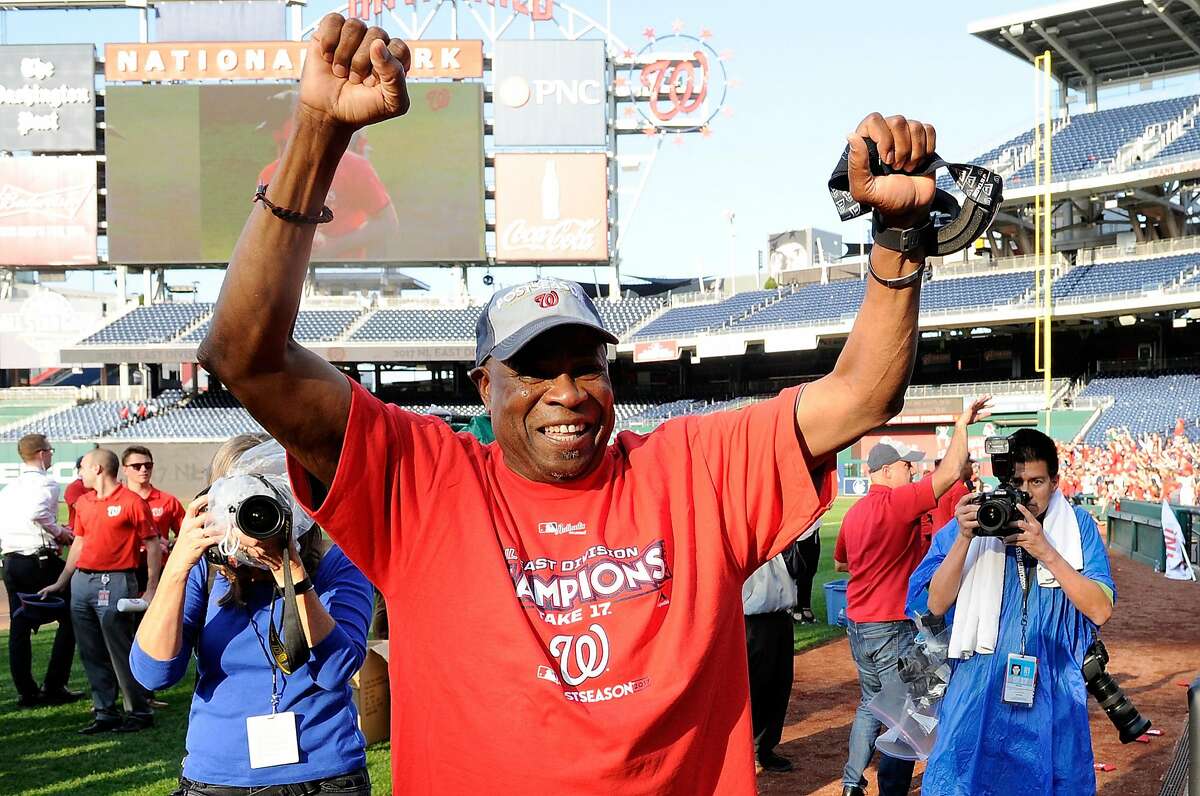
left=907, top=428, right=1119, bottom=796
left=130, top=435, right=374, bottom=795
left=833, top=396, right=988, bottom=796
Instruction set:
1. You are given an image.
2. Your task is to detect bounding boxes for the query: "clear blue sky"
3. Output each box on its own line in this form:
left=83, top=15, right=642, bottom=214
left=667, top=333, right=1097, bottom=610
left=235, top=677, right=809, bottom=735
left=5, top=0, right=1197, bottom=299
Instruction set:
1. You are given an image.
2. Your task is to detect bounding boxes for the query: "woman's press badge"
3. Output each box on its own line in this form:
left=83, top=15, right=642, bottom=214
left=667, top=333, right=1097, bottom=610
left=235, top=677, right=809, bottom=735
left=1002, top=653, right=1038, bottom=706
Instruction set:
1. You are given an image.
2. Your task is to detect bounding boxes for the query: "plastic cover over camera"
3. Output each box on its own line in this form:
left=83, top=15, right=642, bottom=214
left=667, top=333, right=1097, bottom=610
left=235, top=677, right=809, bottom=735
left=207, top=439, right=316, bottom=543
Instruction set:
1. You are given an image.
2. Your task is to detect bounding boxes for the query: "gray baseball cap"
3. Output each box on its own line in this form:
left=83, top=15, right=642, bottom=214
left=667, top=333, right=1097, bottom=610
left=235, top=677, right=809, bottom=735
left=867, top=443, right=926, bottom=473
left=474, top=278, right=617, bottom=367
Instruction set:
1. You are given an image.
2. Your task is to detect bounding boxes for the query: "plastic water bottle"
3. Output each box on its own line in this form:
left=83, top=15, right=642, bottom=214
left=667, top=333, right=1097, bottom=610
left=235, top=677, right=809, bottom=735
left=117, top=598, right=148, bottom=613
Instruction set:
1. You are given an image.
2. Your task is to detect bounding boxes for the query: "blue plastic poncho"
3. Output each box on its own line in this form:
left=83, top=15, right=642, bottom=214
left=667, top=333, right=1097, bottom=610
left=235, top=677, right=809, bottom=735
left=905, top=506, right=1115, bottom=796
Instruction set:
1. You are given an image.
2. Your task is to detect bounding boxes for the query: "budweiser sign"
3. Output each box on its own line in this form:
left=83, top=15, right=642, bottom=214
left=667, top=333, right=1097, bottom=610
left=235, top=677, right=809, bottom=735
left=0, top=157, right=97, bottom=266
left=0, top=182, right=92, bottom=221
left=494, top=153, right=608, bottom=262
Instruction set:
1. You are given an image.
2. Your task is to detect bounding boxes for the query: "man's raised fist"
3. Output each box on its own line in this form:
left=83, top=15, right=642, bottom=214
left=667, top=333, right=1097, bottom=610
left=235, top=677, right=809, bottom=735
left=846, top=112, right=937, bottom=227
left=300, top=13, right=412, bottom=130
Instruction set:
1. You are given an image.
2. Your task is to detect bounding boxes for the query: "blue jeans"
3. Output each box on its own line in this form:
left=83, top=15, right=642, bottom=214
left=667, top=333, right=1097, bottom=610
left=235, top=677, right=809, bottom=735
left=844, top=619, right=917, bottom=794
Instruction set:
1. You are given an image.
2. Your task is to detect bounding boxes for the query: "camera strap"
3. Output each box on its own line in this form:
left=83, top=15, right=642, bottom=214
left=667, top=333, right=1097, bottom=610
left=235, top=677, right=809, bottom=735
left=828, top=138, right=1003, bottom=256
left=267, top=542, right=310, bottom=675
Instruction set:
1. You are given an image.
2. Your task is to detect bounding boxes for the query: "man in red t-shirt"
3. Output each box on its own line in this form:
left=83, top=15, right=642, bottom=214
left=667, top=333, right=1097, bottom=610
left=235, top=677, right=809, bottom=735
left=201, top=19, right=943, bottom=792
left=834, top=397, right=988, bottom=796
left=40, top=447, right=161, bottom=734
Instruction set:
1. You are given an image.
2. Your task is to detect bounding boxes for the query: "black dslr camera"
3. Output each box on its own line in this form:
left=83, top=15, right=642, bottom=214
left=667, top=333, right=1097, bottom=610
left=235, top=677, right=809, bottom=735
left=971, top=436, right=1033, bottom=536
left=1081, top=639, right=1152, bottom=744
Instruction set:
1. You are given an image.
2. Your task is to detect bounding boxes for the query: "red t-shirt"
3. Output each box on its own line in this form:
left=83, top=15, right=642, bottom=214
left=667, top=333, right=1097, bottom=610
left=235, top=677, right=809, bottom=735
left=63, top=478, right=92, bottom=529
left=834, top=477, right=936, bottom=623
left=930, top=479, right=971, bottom=536
left=288, top=379, right=835, bottom=794
left=74, top=484, right=158, bottom=572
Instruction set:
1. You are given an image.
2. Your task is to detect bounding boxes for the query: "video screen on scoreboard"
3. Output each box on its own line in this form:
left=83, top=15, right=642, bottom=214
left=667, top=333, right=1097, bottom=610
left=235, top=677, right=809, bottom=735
left=104, top=83, right=485, bottom=264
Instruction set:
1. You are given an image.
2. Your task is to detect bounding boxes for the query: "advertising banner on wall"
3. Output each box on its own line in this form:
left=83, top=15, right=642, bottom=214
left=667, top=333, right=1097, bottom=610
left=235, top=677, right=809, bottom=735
left=0, top=44, right=96, bottom=152
left=492, top=40, right=606, bottom=146
left=0, top=156, right=97, bottom=266
left=105, top=40, right=483, bottom=82
left=106, top=83, right=484, bottom=263
left=494, top=153, right=608, bottom=261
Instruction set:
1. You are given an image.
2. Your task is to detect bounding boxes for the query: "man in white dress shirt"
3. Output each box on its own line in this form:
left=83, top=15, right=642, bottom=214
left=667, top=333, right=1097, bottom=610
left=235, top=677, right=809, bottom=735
left=0, top=434, right=81, bottom=708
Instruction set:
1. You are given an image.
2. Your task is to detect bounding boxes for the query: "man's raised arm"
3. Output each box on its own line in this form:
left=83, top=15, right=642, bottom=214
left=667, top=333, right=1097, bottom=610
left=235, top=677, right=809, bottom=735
left=198, top=14, right=411, bottom=486
left=796, top=113, right=937, bottom=460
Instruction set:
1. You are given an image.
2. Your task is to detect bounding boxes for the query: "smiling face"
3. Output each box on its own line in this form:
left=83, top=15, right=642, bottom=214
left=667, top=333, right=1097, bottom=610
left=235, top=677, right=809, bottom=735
left=472, top=325, right=615, bottom=483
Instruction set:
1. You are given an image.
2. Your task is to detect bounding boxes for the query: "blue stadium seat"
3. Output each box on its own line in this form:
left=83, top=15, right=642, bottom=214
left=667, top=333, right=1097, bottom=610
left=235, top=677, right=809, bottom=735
left=1080, top=375, right=1200, bottom=444
left=1053, top=254, right=1200, bottom=300
left=630, top=291, right=781, bottom=340
left=82, top=304, right=213, bottom=345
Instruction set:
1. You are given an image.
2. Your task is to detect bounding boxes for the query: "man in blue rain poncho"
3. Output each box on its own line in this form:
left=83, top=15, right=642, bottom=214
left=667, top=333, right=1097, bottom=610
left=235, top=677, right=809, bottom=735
left=906, top=429, right=1115, bottom=796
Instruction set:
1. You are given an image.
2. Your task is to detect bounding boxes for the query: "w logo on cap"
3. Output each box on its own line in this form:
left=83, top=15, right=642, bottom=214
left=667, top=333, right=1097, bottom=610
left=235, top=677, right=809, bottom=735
left=533, top=291, right=560, bottom=308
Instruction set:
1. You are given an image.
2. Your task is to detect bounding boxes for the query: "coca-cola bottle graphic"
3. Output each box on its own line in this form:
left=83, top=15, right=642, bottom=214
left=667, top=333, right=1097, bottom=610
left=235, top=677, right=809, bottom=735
left=542, top=159, right=561, bottom=221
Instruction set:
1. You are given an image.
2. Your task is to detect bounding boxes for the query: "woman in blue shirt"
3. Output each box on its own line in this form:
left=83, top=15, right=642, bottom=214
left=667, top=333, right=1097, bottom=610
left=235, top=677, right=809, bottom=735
left=131, top=435, right=374, bottom=795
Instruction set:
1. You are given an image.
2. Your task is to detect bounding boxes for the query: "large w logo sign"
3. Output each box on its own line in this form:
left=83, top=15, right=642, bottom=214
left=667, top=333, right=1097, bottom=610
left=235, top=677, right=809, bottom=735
left=548, top=624, right=610, bottom=687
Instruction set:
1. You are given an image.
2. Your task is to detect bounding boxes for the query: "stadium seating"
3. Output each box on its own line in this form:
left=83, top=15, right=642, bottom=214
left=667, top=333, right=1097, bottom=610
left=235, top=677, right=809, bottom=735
left=1053, top=253, right=1200, bottom=301
left=946, top=95, right=1200, bottom=189
left=630, top=291, right=781, bottom=340
left=594, top=297, right=665, bottom=337
left=81, top=303, right=213, bottom=345
left=0, top=401, right=141, bottom=441
left=1008, top=96, right=1198, bottom=184
left=1080, top=375, right=1200, bottom=444
left=180, top=310, right=363, bottom=344
left=351, top=307, right=484, bottom=342
left=106, top=391, right=263, bottom=440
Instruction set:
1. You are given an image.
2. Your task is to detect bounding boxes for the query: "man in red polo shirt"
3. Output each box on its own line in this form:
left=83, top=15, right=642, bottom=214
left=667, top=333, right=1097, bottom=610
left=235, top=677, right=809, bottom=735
left=120, top=445, right=185, bottom=582
left=833, top=396, right=989, bottom=796
left=40, top=447, right=161, bottom=734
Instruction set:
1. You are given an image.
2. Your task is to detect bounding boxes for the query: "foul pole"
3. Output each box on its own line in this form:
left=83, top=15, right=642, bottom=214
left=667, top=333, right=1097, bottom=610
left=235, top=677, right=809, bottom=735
left=1033, top=51, right=1054, bottom=434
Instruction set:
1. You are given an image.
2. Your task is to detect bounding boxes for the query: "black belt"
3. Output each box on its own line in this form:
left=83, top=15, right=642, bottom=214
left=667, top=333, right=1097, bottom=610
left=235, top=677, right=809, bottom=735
left=77, top=568, right=136, bottom=575
left=3, top=549, right=55, bottom=559
left=828, top=138, right=1003, bottom=257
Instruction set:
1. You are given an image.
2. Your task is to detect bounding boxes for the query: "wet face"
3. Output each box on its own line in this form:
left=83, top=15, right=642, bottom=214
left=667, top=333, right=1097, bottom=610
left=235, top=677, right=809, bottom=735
left=123, top=454, right=154, bottom=489
left=1011, top=459, right=1058, bottom=518
left=472, top=326, right=614, bottom=483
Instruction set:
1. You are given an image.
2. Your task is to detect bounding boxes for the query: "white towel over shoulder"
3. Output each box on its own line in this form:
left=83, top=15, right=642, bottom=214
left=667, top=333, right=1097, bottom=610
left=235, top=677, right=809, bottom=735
left=947, top=490, right=1084, bottom=659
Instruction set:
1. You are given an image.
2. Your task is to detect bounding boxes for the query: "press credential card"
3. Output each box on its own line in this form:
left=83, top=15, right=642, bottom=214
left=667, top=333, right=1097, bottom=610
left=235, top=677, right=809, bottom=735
left=247, top=712, right=299, bottom=769
left=1002, top=653, right=1037, bottom=707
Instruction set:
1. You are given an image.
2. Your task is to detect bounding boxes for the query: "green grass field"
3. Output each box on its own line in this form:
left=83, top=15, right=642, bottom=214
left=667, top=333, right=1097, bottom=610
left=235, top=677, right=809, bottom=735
left=0, top=497, right=856, bottom=794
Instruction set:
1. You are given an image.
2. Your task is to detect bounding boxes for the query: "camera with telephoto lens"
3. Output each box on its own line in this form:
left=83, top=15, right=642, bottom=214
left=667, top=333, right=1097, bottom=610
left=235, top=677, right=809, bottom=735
left=971, top=436, right=1034, bottom=536
left=1081, top=638, right=1151, bottom=744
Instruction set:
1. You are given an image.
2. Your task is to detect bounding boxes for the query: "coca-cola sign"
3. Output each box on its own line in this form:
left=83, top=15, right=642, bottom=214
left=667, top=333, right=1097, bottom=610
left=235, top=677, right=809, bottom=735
left=0, top=45, right=96, bottom=153
left=0, top=156, right=97, bottom=266
left=494, top=153, right=608, bottom=262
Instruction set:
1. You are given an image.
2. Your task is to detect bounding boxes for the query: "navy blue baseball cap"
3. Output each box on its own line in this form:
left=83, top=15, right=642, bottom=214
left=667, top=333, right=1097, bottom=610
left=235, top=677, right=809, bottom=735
left=474, top=278, right=617, bottom=367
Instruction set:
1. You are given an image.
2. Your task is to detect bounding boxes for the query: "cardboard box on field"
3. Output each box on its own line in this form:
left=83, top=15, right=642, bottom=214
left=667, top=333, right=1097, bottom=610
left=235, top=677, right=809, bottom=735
left=351, top=640, right=390, bottom=746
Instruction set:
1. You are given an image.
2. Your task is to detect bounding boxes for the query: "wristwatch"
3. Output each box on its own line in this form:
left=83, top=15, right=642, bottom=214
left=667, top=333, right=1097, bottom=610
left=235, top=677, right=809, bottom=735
left=871, top=210, right=932, bottom=256
left=291, top=577, right=314, bottom=595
